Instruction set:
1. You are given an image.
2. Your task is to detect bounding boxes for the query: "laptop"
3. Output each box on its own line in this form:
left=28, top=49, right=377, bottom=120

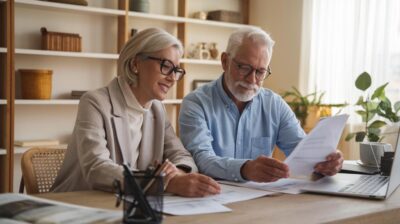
left=302, top=130, right=400, bottom=200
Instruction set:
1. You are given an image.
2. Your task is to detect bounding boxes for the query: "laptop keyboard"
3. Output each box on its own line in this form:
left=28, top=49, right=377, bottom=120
left=339, top=175, right=389, bottom=195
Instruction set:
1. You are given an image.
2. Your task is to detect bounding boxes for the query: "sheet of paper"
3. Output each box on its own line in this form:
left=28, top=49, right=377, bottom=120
left=163, top=184, right=273, bottom=215
left=284, top=114, right=349, bottom=178
left=220, top=178, right=313, bottom=194
left=163, top=200, right=231, bottom=216
left=208, top=184, right=275, bottom=204
left=164, top=184, right=274, bottom=205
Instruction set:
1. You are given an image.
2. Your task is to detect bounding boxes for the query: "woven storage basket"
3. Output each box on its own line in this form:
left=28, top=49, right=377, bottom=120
left=19, top=69, right=52, bottom=99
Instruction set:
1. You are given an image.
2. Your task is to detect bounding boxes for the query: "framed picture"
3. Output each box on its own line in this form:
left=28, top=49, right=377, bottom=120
left=192, top=79, right=213, bottom=90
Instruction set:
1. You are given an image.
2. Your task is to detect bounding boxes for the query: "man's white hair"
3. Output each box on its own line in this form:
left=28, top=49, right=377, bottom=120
left=226, top=27, right=275, bottom=58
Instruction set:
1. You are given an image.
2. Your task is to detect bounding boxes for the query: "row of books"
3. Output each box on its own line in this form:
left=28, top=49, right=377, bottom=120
left=41, top=27, right=82, bottom=52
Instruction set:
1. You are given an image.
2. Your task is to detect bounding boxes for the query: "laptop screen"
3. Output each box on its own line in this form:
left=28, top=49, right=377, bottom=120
left=386, top=128, right=400, bottom=197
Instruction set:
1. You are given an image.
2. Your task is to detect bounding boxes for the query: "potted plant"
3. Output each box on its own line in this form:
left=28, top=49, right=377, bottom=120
left=281, top=87, right=346, bottom=132
left=345, top=72, right=400, bottom=142
left=345, top=72, right=400, bottom=166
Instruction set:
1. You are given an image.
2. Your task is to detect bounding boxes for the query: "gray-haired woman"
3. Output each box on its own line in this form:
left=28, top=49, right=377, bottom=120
left=51, top=28, right=220, bottom=197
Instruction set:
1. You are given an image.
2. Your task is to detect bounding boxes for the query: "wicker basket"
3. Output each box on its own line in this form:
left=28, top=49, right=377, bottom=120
left=207, top=10, right=243, bottom=23
left=19, top=69, right=52, bottom=99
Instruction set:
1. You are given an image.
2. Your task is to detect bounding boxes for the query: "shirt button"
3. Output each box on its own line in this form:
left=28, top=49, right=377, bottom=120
left=234, top=178, right=239, bottom=182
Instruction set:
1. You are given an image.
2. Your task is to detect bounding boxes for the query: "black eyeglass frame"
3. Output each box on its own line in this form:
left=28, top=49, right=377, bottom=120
left=231, top=58, right=272, bottom=81
left=139, top=55, right=186, bottom=81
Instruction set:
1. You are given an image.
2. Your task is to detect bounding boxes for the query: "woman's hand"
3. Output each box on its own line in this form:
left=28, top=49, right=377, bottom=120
left=158, top=160, right=180, bottom=189
left=165, top=173, right=221, bottom=197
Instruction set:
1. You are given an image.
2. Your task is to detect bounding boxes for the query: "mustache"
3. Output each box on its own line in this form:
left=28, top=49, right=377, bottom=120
left=235, top=81, right=259, bottom=91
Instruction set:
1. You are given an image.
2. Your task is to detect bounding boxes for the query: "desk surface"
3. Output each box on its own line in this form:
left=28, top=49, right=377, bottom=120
left=37, top=188, right=400, bottom=224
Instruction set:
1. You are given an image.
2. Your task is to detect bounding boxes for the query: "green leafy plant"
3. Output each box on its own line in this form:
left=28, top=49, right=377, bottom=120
left=281, top=87, right=346, bottom=127
left=345, top=72, right=400, bottom=142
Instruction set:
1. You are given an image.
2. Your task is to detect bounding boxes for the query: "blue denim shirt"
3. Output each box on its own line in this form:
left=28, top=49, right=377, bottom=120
left=179, top=75, right=306, bottom=182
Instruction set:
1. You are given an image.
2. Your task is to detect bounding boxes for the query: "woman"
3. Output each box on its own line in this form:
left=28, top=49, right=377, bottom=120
left=51, top=28, right=220, bottom=197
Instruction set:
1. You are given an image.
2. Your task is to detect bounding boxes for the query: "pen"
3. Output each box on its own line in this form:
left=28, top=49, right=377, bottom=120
left=143, top=159, right=169, bottom=193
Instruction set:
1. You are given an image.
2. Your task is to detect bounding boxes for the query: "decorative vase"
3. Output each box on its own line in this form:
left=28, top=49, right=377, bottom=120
left=209, top=42, right=219, bottom=60
left=129, top=0, right=149, bottom=13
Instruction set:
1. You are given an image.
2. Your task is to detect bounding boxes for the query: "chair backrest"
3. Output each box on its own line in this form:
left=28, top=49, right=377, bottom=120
left=21, top=147, right=66, bottom=194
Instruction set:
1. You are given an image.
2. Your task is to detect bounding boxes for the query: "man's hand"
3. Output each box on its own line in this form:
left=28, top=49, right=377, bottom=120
left=314, top=150, right=344, bottom=176
left=166, top=173, right=221, bottom=197
left=241, top=155, right=289, bottom=182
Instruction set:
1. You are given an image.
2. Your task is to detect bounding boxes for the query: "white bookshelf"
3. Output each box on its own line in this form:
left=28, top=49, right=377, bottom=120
left=15, top=0, right=124, bottom=16
left=14, top=48, right=119, bottom=59
left=128, top=11, right=254, bottom=29
left=0, top=100, right=6, bottom=105
left=0, top=149, right=6, bottom=155
left=181, top=58, right=220, bottom=65
left=2, top=47, right=220, bottom=64
left=15, top=0, right=254, bottom=29
left=15, top=99, right=79, bottom=105
left=14, top=99, right=182, bottom=105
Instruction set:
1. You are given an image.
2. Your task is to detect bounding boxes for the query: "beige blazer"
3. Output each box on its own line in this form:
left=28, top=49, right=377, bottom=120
left=51, top=77, right=197, bottom=192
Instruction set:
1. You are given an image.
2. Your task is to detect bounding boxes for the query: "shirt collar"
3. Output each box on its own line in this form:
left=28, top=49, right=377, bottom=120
left=117, top=76, right=150, bottom=114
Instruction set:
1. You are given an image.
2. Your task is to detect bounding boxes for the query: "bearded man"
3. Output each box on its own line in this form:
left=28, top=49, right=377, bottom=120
left=179, top=27, right=343, bottom=183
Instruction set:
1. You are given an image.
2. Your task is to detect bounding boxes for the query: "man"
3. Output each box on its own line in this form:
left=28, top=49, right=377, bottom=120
left=179, top=27, right=343, bottom=182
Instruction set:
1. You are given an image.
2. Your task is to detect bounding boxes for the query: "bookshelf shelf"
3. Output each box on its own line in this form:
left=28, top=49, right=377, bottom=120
left=15, top=0, right=124, bottom=16
left=14, top=48, right=119, bottom=59
left=14, top=99, right=182, bottom=105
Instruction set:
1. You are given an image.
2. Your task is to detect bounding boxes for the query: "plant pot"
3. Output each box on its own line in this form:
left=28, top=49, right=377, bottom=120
left=359, top=142, right=392, bottom=167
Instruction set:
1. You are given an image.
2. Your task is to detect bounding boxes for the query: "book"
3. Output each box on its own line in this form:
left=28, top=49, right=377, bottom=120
left=0, top=193, right=121, bottom=223
left=14, top=139, right=60, bottom=147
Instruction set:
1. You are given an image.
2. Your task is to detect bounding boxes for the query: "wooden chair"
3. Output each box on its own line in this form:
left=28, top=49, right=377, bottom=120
left=20, top=147, right=66, bottom=194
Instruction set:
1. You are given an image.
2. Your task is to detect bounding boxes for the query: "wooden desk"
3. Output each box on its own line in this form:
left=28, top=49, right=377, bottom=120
left=38, top=188, right=400, bottom=224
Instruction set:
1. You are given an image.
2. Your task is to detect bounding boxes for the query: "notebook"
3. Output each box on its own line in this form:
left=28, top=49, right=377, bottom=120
left=301, top=130, right=400, bottom=200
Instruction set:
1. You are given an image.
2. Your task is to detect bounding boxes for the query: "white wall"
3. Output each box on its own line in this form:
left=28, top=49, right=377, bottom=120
left=250, top=0, right=304, bottom=94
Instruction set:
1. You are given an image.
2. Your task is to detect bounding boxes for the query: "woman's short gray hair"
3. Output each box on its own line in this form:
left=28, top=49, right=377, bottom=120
left=226, top=27, right=275, bottom=59
left=118, top=28, right=183, bottom=86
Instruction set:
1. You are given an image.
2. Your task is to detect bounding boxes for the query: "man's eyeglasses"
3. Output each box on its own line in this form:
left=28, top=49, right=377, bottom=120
left=232, top=58, right=272, bottom=81
left=139, top=55, right=185, bottom=81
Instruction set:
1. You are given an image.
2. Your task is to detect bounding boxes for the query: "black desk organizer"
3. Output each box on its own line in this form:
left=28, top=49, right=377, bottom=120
left=114, top=164, right=163, bottom=224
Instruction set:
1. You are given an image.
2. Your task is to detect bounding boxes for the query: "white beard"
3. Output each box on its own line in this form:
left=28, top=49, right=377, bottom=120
left=225, top=72, right=261, bottom=102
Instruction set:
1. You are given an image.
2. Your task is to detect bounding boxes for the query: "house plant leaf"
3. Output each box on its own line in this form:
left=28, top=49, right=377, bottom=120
left=371, top=82, right=389, bottom=100
left=368, top=120, right=387, bottom=129
left=355, top=72, right=371, bottom=91
left=345, top=133, right=356, bottom=141
left=394, top=101, right=400, bottom=113
left=355, top=132, right=366, bottom=142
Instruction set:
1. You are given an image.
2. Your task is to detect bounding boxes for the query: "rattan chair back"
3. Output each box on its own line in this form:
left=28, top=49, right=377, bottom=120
left=20, top=147, right=66, bottom=194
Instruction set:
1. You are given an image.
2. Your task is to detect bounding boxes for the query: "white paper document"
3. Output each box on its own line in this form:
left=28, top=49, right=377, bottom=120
left=0, top=193, right=121, bottom=224
left=163, top=200, right=231, bottom=216
left=220, top=178, right=313, bottom=194
left=163, top=184, right=273, bottom=215
left=284, top=114, right=349, bottom=178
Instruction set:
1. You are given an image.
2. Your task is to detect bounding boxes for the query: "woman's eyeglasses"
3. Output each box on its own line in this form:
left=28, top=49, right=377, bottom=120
left=140, top=55, right=186, bottom=81
left=232, top=58, right=272, bottom=81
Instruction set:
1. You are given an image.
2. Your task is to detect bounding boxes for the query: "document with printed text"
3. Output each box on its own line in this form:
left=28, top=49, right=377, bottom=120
left=163, top=184, right=274, bottom=215
left=284, top=114, right=349, bottom=178
left=219, top=178, right=313, bottom=194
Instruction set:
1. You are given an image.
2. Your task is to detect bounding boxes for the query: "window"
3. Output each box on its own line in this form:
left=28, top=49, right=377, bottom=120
left=307, top=0, right=400, bottom=109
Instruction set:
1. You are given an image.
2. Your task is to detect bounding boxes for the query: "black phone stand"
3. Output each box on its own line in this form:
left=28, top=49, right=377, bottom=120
left=114, top=164, right=163, bottom=224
